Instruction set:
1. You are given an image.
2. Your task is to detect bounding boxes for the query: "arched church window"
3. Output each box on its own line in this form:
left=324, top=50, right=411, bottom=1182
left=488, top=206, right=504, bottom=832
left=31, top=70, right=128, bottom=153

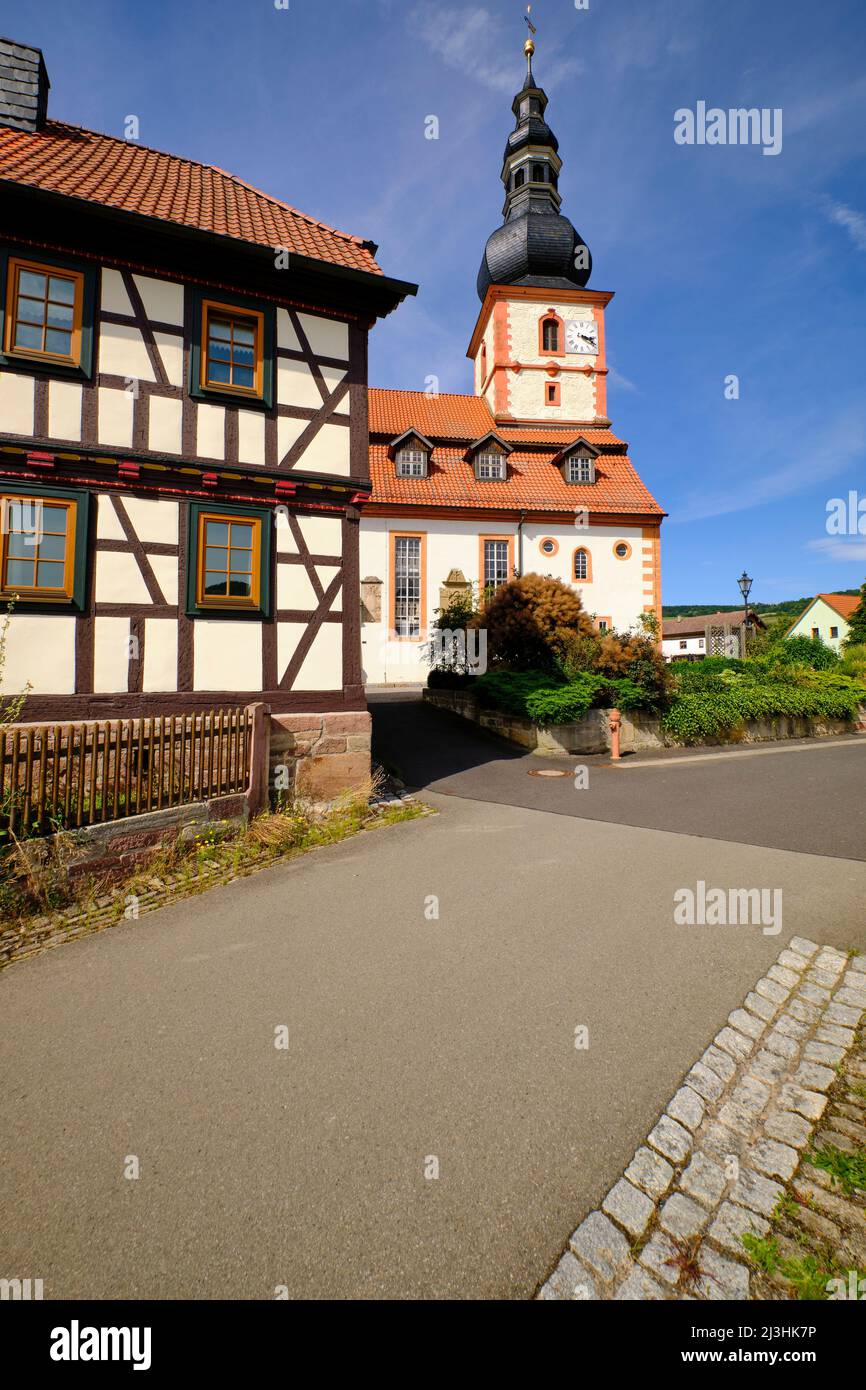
left=513, top=168, right=525, bottom=190
left=574, top=548, right=591, bottom=582
left=542, top=317, right=559, bottom=352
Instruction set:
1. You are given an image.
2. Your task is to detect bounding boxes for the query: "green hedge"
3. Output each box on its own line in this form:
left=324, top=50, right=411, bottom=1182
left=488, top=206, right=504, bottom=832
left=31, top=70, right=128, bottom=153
left=662, top=675, right=864, bottom=739
left=473, top=670, right=653, bottom=725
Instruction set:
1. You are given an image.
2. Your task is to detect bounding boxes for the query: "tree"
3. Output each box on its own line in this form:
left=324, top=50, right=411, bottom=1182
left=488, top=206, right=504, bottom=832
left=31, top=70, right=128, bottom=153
left=481, top=573, right=596, bottom=672
left=844, top=580, right=866, bottom=647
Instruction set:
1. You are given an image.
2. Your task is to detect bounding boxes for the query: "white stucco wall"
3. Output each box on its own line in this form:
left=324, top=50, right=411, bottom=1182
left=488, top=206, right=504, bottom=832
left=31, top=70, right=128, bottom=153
left=787, top=600, right=850, bottom=651
left=359, top=515, right=648, bottom=684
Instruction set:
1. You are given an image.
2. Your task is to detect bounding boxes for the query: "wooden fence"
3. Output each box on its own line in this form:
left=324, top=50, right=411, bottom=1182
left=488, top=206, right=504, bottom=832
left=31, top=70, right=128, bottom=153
left=0, top=707, right=252, bottom=838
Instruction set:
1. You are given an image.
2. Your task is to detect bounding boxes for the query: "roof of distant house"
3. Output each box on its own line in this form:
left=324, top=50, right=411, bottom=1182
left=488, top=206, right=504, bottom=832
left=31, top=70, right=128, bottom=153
left=368, top=388, right=664, bottom=518
left=662, top=609, right=764, bottom=638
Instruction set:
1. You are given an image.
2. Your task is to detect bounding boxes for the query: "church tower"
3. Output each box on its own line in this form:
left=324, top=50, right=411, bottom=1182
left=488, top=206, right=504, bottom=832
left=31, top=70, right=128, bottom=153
left=468, top=27, right=612, bottom=427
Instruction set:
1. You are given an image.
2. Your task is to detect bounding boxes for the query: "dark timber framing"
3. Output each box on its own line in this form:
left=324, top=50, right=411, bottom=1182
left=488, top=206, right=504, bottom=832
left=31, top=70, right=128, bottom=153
left=0, top=181, right=416, bottom=722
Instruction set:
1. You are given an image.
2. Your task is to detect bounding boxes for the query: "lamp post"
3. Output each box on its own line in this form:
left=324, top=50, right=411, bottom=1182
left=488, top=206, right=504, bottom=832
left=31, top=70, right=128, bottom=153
left=737, top=571, right=753, bottom=656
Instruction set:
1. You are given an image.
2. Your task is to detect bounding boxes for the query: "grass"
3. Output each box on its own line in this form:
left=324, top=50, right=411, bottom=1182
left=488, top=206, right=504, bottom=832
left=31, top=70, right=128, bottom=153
left=741, top=1233, right=839, bottom=1300
left=1, top=776, right=428, bottom=952
left=806, top=1143, right=866, bottom=1196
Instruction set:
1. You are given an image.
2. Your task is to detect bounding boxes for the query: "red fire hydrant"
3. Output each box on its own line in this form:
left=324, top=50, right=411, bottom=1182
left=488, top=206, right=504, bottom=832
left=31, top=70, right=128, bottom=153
left=609, top=707, right=622, bottom=762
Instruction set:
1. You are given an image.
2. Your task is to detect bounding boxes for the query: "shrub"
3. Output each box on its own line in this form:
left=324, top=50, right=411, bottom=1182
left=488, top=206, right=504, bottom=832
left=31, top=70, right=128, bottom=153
left=839, top=642, right=866, bottom=681
left=844, top=580, right=866, bottom=647
left=592, top=626, right=672, bottom=706
left=662, top=669, right=864, bottom=740
left=474, top=669, right=560, bottom=716
left=482, top=574, right=595, bottom=672
left=474, top=669, right=654, bottom=725
left=426, top=587, right=483, bottom=676
left=772, top=634, right=839, bottom=669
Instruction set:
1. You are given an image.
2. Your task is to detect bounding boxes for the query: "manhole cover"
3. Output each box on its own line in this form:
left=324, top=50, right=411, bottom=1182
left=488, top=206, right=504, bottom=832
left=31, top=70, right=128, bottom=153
left=527, top=768, right=570, bottom=778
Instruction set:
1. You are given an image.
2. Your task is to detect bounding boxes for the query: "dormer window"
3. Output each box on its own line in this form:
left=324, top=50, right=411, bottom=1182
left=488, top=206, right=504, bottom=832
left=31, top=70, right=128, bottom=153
left=396, top=447, right=428, bottom=479
left=567, top=452, right=596, bottom=484
left=475, top=450, right=506, bottom=481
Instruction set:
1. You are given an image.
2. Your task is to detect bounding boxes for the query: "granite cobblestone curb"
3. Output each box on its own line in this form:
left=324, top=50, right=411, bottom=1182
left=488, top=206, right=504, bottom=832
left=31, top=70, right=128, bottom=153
left=538, top=938, right=866, bottom=1301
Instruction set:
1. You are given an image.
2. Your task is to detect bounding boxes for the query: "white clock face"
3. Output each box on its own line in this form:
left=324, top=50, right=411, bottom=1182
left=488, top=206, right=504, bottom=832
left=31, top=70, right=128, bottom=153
left=565, top=319, right=598, bottom=354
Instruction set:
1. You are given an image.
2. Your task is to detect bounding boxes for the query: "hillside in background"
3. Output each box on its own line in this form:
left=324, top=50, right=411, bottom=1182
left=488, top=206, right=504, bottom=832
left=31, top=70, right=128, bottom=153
left=662, top=591, right=860, bottom=620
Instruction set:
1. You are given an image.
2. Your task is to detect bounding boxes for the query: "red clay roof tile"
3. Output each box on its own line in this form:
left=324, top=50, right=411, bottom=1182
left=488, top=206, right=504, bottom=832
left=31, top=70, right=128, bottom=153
left=0, top=119, right=382, bottom=276
left=368, top=389, right=662, bottom=517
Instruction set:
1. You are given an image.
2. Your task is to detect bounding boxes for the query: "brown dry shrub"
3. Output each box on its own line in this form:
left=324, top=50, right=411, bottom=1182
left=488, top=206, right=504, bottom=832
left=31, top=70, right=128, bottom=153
left=480, top=574, right=596, bottom=672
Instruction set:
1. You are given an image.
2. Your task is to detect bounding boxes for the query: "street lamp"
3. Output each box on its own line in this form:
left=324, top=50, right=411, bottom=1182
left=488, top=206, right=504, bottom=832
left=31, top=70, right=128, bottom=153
left=737, top=571, right=753, bottom=655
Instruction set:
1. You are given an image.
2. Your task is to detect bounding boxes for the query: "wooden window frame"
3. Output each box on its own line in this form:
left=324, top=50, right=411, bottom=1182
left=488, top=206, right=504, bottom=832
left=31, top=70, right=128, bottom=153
left=395, top=446, right=428, bottom=479
left=195, top=511, right=262, bottom=610
left=189, top=289, right=274, bottom=409
left=566, top=453, right=596, bottom=484
left=185, top=501, right=272, bottom=620
left=539, top=310, right=564, bottom=357
left=0, top=494, right=76, bottom=601
left=474, top=450, right=507, bottom=482
left=0, top=484, right=89, bottom=609
left=3, top=256, right=85, bottom=368
left=200, top=299, right=265, bottom=400
left=389, top=531, right=426, bottom=642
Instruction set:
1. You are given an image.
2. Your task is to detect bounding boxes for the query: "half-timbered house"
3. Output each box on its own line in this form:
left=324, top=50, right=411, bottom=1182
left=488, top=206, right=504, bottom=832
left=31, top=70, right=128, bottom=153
left=0, top=38, right=414, bottom=796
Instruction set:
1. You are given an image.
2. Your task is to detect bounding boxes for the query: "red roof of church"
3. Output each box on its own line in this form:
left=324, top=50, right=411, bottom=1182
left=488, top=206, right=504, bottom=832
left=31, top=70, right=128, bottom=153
left=368, top=388, right=664, bottom=517
left=0, top=119, right=383, bottom=275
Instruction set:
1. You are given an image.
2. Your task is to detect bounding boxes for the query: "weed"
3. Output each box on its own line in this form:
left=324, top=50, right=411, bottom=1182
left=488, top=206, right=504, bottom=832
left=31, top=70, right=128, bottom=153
left=807, top=1144, right=866, bottom=1196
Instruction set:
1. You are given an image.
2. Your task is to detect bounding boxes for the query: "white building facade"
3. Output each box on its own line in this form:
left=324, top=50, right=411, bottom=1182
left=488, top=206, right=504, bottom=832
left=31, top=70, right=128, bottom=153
left=360, top=46, right=664, bottom=685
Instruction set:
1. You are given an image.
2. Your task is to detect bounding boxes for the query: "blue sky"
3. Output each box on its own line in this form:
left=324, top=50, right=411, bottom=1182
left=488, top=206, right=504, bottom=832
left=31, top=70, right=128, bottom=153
left=4, top=0, right=866, bottom=606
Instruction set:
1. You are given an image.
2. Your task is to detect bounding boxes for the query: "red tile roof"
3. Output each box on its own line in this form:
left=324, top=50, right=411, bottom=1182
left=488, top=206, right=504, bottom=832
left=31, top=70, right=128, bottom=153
left=368, top=388, right=663, bottom=517
left=818, top=593, right=860, bottom=621
left=369, top=389, right=495, bottom=439
left=0, top=119, right=382, bottom=275
left=370, top=444, right=663, bottom=517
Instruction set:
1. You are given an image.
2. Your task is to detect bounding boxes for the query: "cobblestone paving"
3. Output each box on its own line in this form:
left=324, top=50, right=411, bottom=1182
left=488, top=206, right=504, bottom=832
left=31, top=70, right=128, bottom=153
left=539, top=939, right=866, bottom=1300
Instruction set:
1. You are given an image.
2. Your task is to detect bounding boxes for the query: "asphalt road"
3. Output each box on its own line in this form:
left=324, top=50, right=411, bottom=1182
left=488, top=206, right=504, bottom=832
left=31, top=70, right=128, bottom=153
left=371, top=691, right=866, bottom=861
left=1, top=696, right=864, bottom=1300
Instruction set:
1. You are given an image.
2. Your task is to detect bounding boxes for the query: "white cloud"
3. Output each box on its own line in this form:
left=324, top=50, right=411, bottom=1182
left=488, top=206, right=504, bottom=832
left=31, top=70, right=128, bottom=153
left=806, top=536, right=866, bottom=563
left=607, top=363, right=639, bottom=394
left=820, top=197, right=866, bottom=253
left=674, top=408, right=866, bottom=523
left=407, top=5, right=581, bottom=94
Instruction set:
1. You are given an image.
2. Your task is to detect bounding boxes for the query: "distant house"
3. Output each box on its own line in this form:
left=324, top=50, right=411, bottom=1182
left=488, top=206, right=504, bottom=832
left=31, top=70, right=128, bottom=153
left=786, top=594, right=859, bottom=651
left=662, top=609, right=764, bottom=662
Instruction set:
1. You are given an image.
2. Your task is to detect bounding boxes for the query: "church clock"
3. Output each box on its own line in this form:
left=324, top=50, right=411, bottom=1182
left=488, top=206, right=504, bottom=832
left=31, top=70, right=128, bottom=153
left=565, top=319, right=598, bottom=354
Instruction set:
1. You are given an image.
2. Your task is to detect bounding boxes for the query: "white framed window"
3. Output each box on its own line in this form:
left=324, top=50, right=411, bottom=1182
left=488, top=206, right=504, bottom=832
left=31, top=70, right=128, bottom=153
left=567, top=453, right=595, bottom=484
left=475, top=452, right=506, bottom=481
left=396, top=447, right=427, bottom=478
left=483, top=539, right=509, bottom=588
left=393, top=535, right=422, bottom=637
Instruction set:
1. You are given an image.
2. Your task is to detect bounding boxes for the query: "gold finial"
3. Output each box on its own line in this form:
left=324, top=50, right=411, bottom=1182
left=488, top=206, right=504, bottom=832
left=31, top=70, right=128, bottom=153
left=524, top=5, right=537, bottom=73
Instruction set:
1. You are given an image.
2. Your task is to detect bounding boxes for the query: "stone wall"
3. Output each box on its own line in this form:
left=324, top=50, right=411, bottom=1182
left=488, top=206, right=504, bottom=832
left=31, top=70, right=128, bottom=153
left=423, top=688, right=865, bottom=755
left=269, top=710, right=372, bottom=802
